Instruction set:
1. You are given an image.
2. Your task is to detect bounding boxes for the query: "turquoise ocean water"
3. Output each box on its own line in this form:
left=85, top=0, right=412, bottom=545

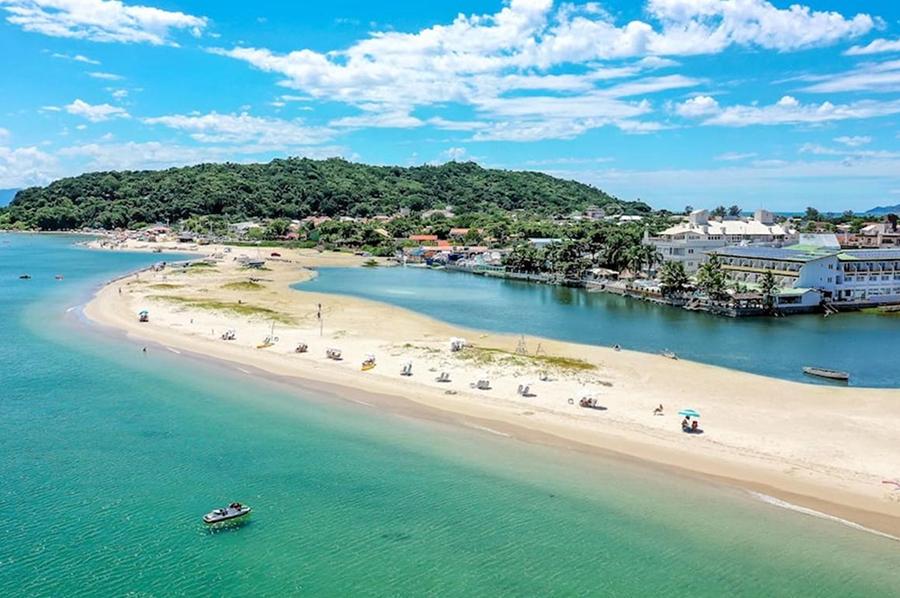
left=304, top=266, right=900, bottom=387
left=2, top=233, right=899, bottom=596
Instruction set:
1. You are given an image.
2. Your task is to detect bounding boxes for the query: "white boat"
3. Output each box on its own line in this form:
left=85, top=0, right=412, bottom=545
left=203, top=502, right=251, bottom=524
left=802, top=367, right=850, bottom=381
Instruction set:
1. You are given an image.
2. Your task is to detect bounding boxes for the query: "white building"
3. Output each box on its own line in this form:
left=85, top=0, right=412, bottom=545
left=709, top=244, right=900, bottom=307
left=646, top=209, right=795, bottom=273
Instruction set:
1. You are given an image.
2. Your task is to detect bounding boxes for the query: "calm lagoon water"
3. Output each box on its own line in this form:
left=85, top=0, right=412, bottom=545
left=303, top=266, right=900, bottom=388
left=2, top=233, right=899, bottom=596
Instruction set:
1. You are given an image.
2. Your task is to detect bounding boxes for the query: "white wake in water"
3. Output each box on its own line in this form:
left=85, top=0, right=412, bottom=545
left=748, top=491, right=899, bottom=542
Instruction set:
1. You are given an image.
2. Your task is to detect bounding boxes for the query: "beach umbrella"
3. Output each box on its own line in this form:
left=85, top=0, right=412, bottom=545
left=678, top=409, right=701, bottom=418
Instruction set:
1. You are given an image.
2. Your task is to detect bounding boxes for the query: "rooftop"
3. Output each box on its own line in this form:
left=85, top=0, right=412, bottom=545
left=839, top=249, right=900, bottom=261
left=710, top=245, right=834, bottom=262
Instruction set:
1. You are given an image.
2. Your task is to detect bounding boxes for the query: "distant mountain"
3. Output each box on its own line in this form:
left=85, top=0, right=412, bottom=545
left=3, top=157, right=650, bottom=230
left=0, top=188, right=19, bottom=206
left=865, top=204, right=900, bottom=216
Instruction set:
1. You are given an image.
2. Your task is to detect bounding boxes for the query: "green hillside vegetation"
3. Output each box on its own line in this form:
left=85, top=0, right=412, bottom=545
left=1, top=157, right=649, bottom=230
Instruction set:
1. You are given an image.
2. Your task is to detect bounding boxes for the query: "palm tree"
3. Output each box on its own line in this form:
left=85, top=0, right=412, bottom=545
left=696, top=254, right=728, bottom=301
left=658, top=261, right=689, bottom=297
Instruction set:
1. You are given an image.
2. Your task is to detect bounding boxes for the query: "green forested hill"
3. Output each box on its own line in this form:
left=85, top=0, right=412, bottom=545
left=2, top=158, right=648, bottom=230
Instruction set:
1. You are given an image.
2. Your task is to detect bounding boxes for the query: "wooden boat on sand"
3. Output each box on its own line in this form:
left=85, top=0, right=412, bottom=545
left=802, top=366, right=849, bottom=381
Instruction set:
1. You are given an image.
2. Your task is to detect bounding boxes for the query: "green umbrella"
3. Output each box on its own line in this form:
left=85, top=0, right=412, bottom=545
left=678, top=409, right=700, bottom=418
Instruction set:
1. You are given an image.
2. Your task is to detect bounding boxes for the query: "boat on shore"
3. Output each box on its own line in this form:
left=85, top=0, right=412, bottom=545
left=203, top=502, right=251, bottom=524
left=802, top=366, right=850, bottom=382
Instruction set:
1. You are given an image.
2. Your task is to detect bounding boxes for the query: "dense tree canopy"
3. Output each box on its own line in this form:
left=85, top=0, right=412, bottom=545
left=2, top=158, right=649, bottom=230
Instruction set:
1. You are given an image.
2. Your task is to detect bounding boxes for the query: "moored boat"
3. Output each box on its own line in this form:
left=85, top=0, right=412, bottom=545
left=203, top=502, right=251, bottom=524
left=802, top=366, right=850, bottom=381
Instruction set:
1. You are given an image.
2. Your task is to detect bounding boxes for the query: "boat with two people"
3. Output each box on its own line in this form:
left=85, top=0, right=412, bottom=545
left=203, top=502, right=252, bottom=525
left=361, top=354, right=376, bottom=371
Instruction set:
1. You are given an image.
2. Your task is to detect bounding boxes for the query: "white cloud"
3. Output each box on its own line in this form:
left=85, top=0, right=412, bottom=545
left=799, top=142, right=900, bottom=159
left=207, top=0, right=873, bottom=142
left=0, top=127, right=9, bottom=142
left=845, top=38, right=900, bottom=56
left=566, top=157, right=900, bottom=212
left=676, top=95, right=900, bottom=127
left=1, top=0, right=207, bottom=45
left=108, top=88, right=128, bottom=99
left=57, top=140, right=349, bottom=171
left=87, top=71, right=122, bottom=80
left=330, top=110, right=424, bottom=129
left=51, top=52, right=100, bottom=64
left=142, top=111, right=332, bottom=146
left=714, top=151, right=757, bottom=161
left=834, top=135, right=871, bottom=147
left=674, top=95, right=720, bottom=117
left=0, top=145, right=59, bottom=187
left=65, top=98, right=130, bottom=122
left=443, top=147, right=467, bottom=161
left=799, top=59, right=900, bottom=94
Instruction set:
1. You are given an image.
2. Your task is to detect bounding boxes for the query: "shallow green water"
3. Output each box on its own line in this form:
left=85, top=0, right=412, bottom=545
left=2, top=233, right=899, bottom=596
left=304, top=266, right=900, bottom=387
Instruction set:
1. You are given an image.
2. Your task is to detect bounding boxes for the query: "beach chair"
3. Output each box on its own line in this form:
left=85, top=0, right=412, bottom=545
left=401, top=362, right=413, bottom=376
left=472, top=379, right=491, bottom=390
left=295, top=343, right=308, bottom=353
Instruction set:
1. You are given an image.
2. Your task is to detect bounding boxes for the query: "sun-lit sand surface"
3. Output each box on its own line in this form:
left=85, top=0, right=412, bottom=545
left=84, top=238, right=900, bottom=535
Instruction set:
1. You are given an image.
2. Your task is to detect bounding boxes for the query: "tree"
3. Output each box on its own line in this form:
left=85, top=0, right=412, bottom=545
left=696, top=254, right=728, bottom=301
left=711, top=205, right=727, bottom=219
left=658, top=261, right=689, bottom=297
left=804, top=206, right=821, bottom=222
left=684, top=205, right=694, bottom=215
left=728, top=205, right=741, bottom=217
left=759, top=270, right=779, bottom=312
left=504, top=243, right=543, bottom=274
left=624, top=244, right=660, bottom=277
left=264, top=218, right=291, bottom=239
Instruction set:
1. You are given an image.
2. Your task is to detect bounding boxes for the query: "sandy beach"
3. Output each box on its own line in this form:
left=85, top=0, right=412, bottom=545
left=82, top=238, right=900, bottom=536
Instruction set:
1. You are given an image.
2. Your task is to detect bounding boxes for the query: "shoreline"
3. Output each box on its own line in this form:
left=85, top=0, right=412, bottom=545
left=81, top=238, right=900, bottom=537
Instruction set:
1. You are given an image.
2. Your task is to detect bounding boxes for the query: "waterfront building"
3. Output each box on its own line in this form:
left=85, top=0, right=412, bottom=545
left=646, top=209, right=795, bottom=273
left=837, top=218, right=900, bottom=248
left=708, top=241, right=900, bottom=308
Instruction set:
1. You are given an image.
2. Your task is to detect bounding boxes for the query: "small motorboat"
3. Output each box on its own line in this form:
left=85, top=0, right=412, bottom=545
left=19, top=274, right=31, bottom=280
left=54, top=274, right=64, bottom=280
left=803, top=366, right=850, bottom=382
left=661, top=350, right=678, bottom=360
left=361, top=354, right=376, bottom=371
left=203, top=502, right=251, bottom=525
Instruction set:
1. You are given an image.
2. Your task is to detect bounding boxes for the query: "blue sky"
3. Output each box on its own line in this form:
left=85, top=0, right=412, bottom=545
left=2, top=0, right=900, bottom=212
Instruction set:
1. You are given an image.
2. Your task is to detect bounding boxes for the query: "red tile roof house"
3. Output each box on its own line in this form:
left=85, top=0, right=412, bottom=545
left=409, top=234, right=439, bottom=242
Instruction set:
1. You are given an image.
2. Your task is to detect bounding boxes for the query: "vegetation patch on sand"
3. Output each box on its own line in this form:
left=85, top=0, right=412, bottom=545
left=221, top=281, right=264, bottom=291
left=455, top=346, right=595, bottom=372
left=147, top=295, right=294, bottom=324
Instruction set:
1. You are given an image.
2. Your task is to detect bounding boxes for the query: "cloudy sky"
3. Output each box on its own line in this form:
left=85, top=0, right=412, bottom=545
left=2, top=0, right=900, bottom=211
